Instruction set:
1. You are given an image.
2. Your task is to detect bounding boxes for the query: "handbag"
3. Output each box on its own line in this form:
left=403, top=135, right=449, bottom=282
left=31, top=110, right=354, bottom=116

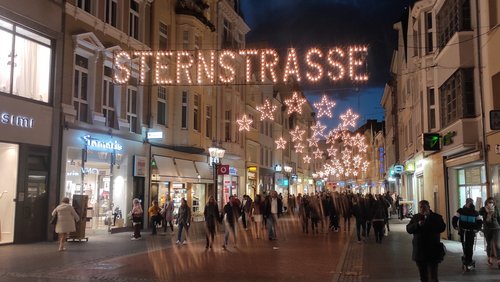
left=50, top=213, right=58, bottom=225
left=437, top=242, right=446, bottom=262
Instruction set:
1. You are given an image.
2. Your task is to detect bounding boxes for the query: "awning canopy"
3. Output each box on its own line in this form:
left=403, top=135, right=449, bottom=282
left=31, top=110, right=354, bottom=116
left=195, top=161, right=213, bottom=180
left=154, top=155, right=178, bottom=177
left=175, top=158, right=198, bottom=179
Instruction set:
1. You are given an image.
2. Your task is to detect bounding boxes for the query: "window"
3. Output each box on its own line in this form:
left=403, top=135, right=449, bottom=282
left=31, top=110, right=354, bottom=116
left=0, top=19, right=51, bottom=102
left=127, top=86, right=138, bottom=133
left=73, top=54, right=89, bottom=122
left=193, top=94, right=200, bottom=131
left=129, top=0, right=139, bottom=40
left=182, top=30, right=189, bottom=49
left=428, top=88, right=436, bottom=130
left=439, top=68, right=475, bottom=127
left=205, top=106, right=212, bottom=138
left=157, top=86, right=167, bottom=126
left=105, top=0, right=118, bottom=27
left=159, top=22, right=168, bottom=50
left=103, top=66, right=115, bottom=128
left=77, top=0, right=91, bottom=13
left=425, top=12, right=433, bottom=54
left=181, top=91, right=188, bottom=129
left=225, top=110, right=231, bottom=141
left=194, top=35, right=202, bottom=50
left=223, top=19, right=231, bottom=47
left=437, top=0, right=471, bottom=49
left=408, top=117, right=413, bottom=144
left=248, top=114, right=257, bottom=129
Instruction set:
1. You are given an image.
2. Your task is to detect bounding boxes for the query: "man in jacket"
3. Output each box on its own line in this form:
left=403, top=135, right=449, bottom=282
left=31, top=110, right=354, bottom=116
left=452, top=198, right=482, bottom=270
left=221, top=196, right=236, bottom=249
left=263, top=190, right=283, bottom=240
left=406, top=200, right=446, bottom=282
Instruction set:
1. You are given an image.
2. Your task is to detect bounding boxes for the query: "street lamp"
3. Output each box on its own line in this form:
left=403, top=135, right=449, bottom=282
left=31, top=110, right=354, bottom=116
left=209, top=145, right=225, bottom=203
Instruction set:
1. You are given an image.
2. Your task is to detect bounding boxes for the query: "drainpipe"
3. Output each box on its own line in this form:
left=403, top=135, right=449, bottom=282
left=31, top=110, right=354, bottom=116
left=443, top=155, right=452, bottom=239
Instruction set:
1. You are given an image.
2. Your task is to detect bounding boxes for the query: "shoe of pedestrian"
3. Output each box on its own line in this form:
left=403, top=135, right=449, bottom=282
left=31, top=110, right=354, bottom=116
left=131, top=237, right=139, bottom=241
left=222, top=245, right=227, bottom=250
left=176, top=240, right=181, bottom=244
left=182, top=240, right=187, bottom=245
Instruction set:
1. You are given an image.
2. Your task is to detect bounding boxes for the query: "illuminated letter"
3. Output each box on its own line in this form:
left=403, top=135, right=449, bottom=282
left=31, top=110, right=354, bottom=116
left=305, top=48, right=324, bottom=82
left=114, top=51, right=131, bottom=84
left=239, top=49, right=259, bottom=83
left=176, top=51, right=194, bottom=84
left=327, top=48, right=345, bottom=81
left=218, top=50, right=236, bottom=83
left=197, top=50, right=215, bottom=84
left=134, top=51, right=153, bottom=84
left=283, top=48, right=301, bottom=82
left=349, top=46, right=368, bottom=81
left=260, top=49, right=279, bottom=83
left=155, top=51, right=174, bottom=85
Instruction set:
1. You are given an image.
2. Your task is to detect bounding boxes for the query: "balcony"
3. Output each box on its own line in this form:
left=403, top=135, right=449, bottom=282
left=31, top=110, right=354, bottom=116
left=435, top=31, right=475, bottom=86
left=175, top=0, right=215, bottom=31
left=440, top=117, right=480, bottom=157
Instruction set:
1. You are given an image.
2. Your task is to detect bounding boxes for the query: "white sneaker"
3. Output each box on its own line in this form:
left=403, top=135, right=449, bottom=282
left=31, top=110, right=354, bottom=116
left=176, top=240, right=180, bottom=244
left=182, top=240, right=187, bottom=245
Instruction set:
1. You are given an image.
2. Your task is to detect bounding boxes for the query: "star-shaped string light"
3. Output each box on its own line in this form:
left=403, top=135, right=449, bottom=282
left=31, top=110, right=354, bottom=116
left=275, top=137, right=287, bottom=150
left=313, top=94, right=336, bottom=118
left=236, top=114, right=252, bottom=131
left=340, top=109, right=359, bottom=128
left=327, top=147, right=338, bottom=157
left=313, top=148, right=324, bottom=159
left=303, top=155, right=311, bottom=164
left=311, top=121, right=327, bottom=138
left=294, top=143, right=304, bottom=153
left=290, top=126, right=306, bottom=142
left=307, top=136, right=320, bottom=147
left=284, top=91, right=307, bottom=115
left=256, top=98, right=277, bottom=121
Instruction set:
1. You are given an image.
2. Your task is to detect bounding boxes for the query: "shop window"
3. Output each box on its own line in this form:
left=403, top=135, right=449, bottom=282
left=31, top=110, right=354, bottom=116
left=103, top=66, right=115, bottom=128
left=74, top=54, right=89, bottom=123
left=105, top=0, right=118, bottom=27
left=0, top=19, right=52, bottom=103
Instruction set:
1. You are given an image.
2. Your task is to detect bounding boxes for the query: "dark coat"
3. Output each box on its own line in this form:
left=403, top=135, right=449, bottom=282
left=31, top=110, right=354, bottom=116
left=204, top=202, right=220, bottom=228
left=406, top=211, right=446, bottom=262
left=263, top=196, right=283, bottom=218
left=222, top=202, right=235, bottom=227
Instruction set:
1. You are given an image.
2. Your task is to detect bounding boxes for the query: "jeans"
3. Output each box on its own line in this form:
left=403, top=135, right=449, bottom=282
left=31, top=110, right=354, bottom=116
left=177, top=222, right=189, bottom=242
left=416, top=261, right=439, bottom=282
left=267, top=214, right=278, bottom=239
left=224, top=222, right=235, bottom=246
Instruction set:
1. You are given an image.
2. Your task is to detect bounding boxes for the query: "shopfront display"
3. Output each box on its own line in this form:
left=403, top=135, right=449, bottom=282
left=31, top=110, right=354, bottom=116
left=223, top=175, right=239, bottom=204
left=457, top=166, right=487, bottom=209
left=0, top=143, right=18, bottom=244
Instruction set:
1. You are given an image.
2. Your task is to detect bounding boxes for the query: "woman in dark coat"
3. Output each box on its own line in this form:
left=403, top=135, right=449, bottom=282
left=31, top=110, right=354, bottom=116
left=204, top=195, right=220, bottom=249
left=406, top=200, right=446, bottom=282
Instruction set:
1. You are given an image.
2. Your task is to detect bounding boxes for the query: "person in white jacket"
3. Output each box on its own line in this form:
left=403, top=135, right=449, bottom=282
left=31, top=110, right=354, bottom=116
left=51, top=197, right=80, bottom=251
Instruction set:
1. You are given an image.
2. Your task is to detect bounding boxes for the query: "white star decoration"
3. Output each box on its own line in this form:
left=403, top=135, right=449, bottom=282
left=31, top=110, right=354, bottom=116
left=311, top=121, right=327, bottom=138
left=275, top=137, right=287, bottom=150
left=294, top=143, right=304, bottom=153
left=256, top=98, right=277, bottom=121
left=327, top=147, right=338, bottom=157
left=290, top=126, right=306, bottom=142
left=303, top=155, right=311, bottom=164
left=313, top=148, right=324, bottom=159
left=236, top=114, right=252, bottom=131
left=307, top=136, right=319, bottom=147
left=340, top=109, right=359, bottom=128
left=313, top=95, right=336, bottom=118
left=284, top=91, right=307, bottom=115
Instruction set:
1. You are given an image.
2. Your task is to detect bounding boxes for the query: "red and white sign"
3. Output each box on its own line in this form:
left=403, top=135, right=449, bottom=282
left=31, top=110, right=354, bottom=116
left=217, top=165, right=230, bottom=175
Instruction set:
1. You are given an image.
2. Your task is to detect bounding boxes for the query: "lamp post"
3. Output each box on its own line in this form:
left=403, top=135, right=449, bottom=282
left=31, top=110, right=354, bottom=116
left=209, top=145, right=225, bottom=205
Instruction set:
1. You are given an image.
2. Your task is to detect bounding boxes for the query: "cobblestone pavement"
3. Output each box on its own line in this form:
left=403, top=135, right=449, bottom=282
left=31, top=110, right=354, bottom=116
left=2, top=216, right=500, bottom=281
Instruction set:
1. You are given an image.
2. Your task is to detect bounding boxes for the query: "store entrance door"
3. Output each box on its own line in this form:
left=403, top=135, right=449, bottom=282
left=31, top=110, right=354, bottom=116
left=0, top=143, right=19, bottom=244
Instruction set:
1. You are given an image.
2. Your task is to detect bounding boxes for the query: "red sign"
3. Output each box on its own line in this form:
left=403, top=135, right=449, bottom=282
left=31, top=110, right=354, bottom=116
left=217, top=165, right=229, bottom=175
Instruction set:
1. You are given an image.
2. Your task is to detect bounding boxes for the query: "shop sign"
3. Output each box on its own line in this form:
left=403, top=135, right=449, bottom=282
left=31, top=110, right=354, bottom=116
left=133, top=155, right=147, bottom=177
left=405, top=162, right=415, bottom=172
left=217, top=164, right=229, bottom=175
left=229, top=167, right=237, bottom=175
left=82, top=135, right=123, bottom=151
left=247, top=166, right=257, bottom=172
left=147, top=131, right=163, bottom=139
left=1, top=112, right=34, bottom=128
left=274, top=164, right=282, bottom=172
left=394, top=165, right=404, bottom=173
left=442, top=131, right=456, bottom=146
left=81, top=167, right=99, bottom=175
left=247, top=171, right=256, bottom=179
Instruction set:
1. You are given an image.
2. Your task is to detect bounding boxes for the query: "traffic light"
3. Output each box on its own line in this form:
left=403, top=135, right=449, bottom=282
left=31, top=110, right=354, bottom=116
left=423, top=133, right=440, bottom=151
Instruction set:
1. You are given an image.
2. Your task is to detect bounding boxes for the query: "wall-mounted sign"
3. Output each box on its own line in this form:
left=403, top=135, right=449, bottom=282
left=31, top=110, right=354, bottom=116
left=274, top=164, right=282, bottom=172
left=217, top=165, right=229, bottom=175
left=1, top=112, right=34, bottom=128
left=229, top=167, right=237, bottom=175
left=133, top=155, right=147, bottom=177
left=442, top=131, right=456, bottom=146
left=394, top=165, right=404, bottom=173
left=82, top=135, right=123, bottom=151
left=147, top=131, right=163, bottom=139
left=247, top=166, right=257, bottom=172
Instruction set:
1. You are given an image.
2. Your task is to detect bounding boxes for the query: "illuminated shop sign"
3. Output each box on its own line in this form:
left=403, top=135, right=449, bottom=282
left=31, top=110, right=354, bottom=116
left=113, top=46, right=368, bottom=86
left=1, top=112, right=34, bottom=128
left=82, top=135, right=123, bottom=151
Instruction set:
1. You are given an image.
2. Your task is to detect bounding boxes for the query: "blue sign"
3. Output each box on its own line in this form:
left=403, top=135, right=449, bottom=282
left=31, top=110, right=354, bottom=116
left=283, top=179, right=289, bottom=186
left=394, top=165, right=404, bottom=173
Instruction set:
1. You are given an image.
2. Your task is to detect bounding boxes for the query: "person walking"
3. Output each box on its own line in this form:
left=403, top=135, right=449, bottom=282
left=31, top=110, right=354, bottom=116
left=51, top=197, right=80, bottom=251
left=221, top=196, right=237, bottom=249
left=372, top=195, right=387, bottom=243
left=241, top=195, right=253, bottom=230
left=148, top=200, right=162, bottom=235
left=479, top=197, right=500, bottom=267
left=263, top=190, right=283, bottom=240
left=351, top=195, right=365, bottom=243
left=176, top=198, right=191, bottom=245
left=452, top=198, right=482, bottom=271
left=406, top=200, right=446, bottom=282
left=204, top=195, right=220, bottom=249
left=252, top=194, right=264, bottom=239
left=130, top=198, right=144, bottom=240
left=162, top=195, right=174, bottom=233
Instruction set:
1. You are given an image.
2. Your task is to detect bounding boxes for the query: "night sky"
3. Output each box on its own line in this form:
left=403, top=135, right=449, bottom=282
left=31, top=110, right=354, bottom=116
left=240, top=0, right=416, bottom=130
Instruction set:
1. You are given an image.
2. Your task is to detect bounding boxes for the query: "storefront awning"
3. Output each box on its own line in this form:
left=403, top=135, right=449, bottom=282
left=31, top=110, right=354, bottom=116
left=175, top=158, right=198, bottom=178
left=155, top=156, right=178, bottom=177
left=195, top=161, right=213, bottom=180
